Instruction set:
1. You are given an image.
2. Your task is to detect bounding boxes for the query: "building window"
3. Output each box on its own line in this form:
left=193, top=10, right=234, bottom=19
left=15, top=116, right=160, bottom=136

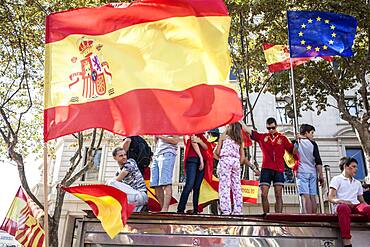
left=345, top=97, right=359, bottom=117
left=229, top=68, right=238, bottom=81
left=346, top=147, right=367, bottom=180
left=276, top=100, right=289, bottom=125
left=81, top=148, right=102, bottom=181
left=178, top=147, right=185, bottom=183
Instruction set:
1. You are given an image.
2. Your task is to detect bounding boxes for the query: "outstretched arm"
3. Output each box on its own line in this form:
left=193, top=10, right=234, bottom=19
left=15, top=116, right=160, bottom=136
left=239, top=120, right=252, bottom=135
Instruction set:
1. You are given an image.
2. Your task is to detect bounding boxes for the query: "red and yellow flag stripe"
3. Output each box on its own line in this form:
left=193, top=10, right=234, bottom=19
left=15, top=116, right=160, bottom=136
left=63, top=184, right=134, bottom=239
left=44, top=0, right=242, bottom=141
left=263, top=44, right=333, bottom=73
left=262, top=44, right=311, bottom=73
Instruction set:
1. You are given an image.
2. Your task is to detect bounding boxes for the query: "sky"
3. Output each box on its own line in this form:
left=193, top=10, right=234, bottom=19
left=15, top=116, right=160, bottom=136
left=0, top=159, right=40, bottom=223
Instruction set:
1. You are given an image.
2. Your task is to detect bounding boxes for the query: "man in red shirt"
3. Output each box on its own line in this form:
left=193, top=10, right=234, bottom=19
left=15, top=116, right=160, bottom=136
left=241, top=117, right=293, bottom=213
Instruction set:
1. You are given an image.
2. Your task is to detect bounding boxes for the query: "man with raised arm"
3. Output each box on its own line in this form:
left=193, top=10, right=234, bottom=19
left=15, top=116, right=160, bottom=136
left=240, top=117, right=293, bottom=213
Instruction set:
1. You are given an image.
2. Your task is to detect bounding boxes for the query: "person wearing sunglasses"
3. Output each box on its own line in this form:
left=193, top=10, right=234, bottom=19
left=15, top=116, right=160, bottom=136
left=240, top=117, right=293, bottom=214
left=328, top=157, right=370, bottom=247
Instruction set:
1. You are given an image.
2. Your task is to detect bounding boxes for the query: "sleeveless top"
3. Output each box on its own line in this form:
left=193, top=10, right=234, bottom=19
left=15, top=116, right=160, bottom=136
left=220, top=137, right=240, bottom=159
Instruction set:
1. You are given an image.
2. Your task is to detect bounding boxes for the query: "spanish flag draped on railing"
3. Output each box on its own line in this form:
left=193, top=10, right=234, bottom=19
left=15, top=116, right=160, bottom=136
left=44, top=0, right=243, bottom=141
left=63, top=184, right=134, bottom=239
left=0, top=187, right=45, bottom=247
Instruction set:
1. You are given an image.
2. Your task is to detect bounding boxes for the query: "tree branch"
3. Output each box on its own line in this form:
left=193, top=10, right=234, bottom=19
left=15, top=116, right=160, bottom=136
left=60, top=133, right=84, bottom=184
left=65, top=164, right=91, bottom=187
left=246, top=74, right=273, bottom=117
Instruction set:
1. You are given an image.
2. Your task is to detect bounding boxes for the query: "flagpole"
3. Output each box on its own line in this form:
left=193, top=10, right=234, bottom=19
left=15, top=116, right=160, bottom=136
left=289, top=59, right=299, bottom=133
left=43, top=142, right=49, bottom=247
left=287, top=8, right=303, bottom=213
left=288, top=58, right=304, bottom=214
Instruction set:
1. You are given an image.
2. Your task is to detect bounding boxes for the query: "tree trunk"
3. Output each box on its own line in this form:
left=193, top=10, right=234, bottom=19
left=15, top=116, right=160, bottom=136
left=336, top=93, right=370, bottom=178
left=49, top=218, right=59, bottom=247
left=352, top=122, right=370, bottom=178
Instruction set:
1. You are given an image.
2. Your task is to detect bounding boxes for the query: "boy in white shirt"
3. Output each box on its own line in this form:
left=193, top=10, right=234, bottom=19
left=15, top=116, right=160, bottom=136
left=328, top=157, right=370, bottom=247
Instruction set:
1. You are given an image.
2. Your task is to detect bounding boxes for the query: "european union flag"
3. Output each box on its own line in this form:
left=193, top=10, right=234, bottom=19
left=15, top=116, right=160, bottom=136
left=287, top=11, right=357, bottom=58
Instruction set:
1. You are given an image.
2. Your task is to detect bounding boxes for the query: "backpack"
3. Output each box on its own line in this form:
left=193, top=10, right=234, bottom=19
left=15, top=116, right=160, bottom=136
left=126, top=136, right=153, bottom=175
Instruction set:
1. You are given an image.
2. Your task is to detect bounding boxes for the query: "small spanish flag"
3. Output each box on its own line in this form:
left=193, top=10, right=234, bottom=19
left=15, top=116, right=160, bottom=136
left=63, top=185, right=134, bottom=239
left=44, top=0, right=242, bottom=141
left=263, top=44, right=333, bottom=73
left=263, top=44, right=311, bottom=73
left=241, top=180, right=259, bottom=204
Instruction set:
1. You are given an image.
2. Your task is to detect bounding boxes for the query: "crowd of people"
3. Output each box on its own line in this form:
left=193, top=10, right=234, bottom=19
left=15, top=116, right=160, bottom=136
left=107, top=117, right=370, bottom=247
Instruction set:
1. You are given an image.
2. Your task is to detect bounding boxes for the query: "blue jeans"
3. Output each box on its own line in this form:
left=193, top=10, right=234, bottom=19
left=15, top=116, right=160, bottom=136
left=150, top=152, right=176, bottom=187
left=177, top=157, right=205, bottom=213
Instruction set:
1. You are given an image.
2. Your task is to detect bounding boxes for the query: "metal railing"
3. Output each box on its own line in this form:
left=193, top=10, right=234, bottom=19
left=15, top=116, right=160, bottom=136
left=173, top=182, right=300, bottom=203
left=324, top=164, right=332, bottom=213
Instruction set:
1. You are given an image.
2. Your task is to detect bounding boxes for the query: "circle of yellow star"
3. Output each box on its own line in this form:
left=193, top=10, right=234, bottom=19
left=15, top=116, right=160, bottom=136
left=315, top=47, right=320, bottom=52
left=298, top=31, right=304, bottom=36
left=308, top=19, right=313, bottom=23
left=301, top=40, right=306, bottom=45
left=316, top=17, right=321, bottom=21
left=325, top=20, right=330, bottom=24
left=323, top=45, right=328, bottom=50
left=306, top=45, right=312, bottom=50
left=330, top=25, right=335, bottom=30
left=301, top=24, right=306, bottom=28
left=329, top=40, right=334, bottom=45
left=332, top=32, right=336, bottom=37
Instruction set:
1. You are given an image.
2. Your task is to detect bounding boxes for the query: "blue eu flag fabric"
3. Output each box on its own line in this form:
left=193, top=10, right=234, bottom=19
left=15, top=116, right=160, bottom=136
left=287, top=11, right=357, bottom=58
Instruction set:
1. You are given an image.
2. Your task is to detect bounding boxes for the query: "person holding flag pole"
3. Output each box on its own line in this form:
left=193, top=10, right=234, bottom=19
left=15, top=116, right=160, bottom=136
left=287, top=9, right=357, bottom=216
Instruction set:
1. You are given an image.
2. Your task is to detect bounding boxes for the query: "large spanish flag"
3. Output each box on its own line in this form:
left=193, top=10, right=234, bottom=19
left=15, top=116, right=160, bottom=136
left=0, top=187, right=45, bottom=247
left=63, top=185, right=134, bottom=239
left=44, top=0, right=243, bottom=141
